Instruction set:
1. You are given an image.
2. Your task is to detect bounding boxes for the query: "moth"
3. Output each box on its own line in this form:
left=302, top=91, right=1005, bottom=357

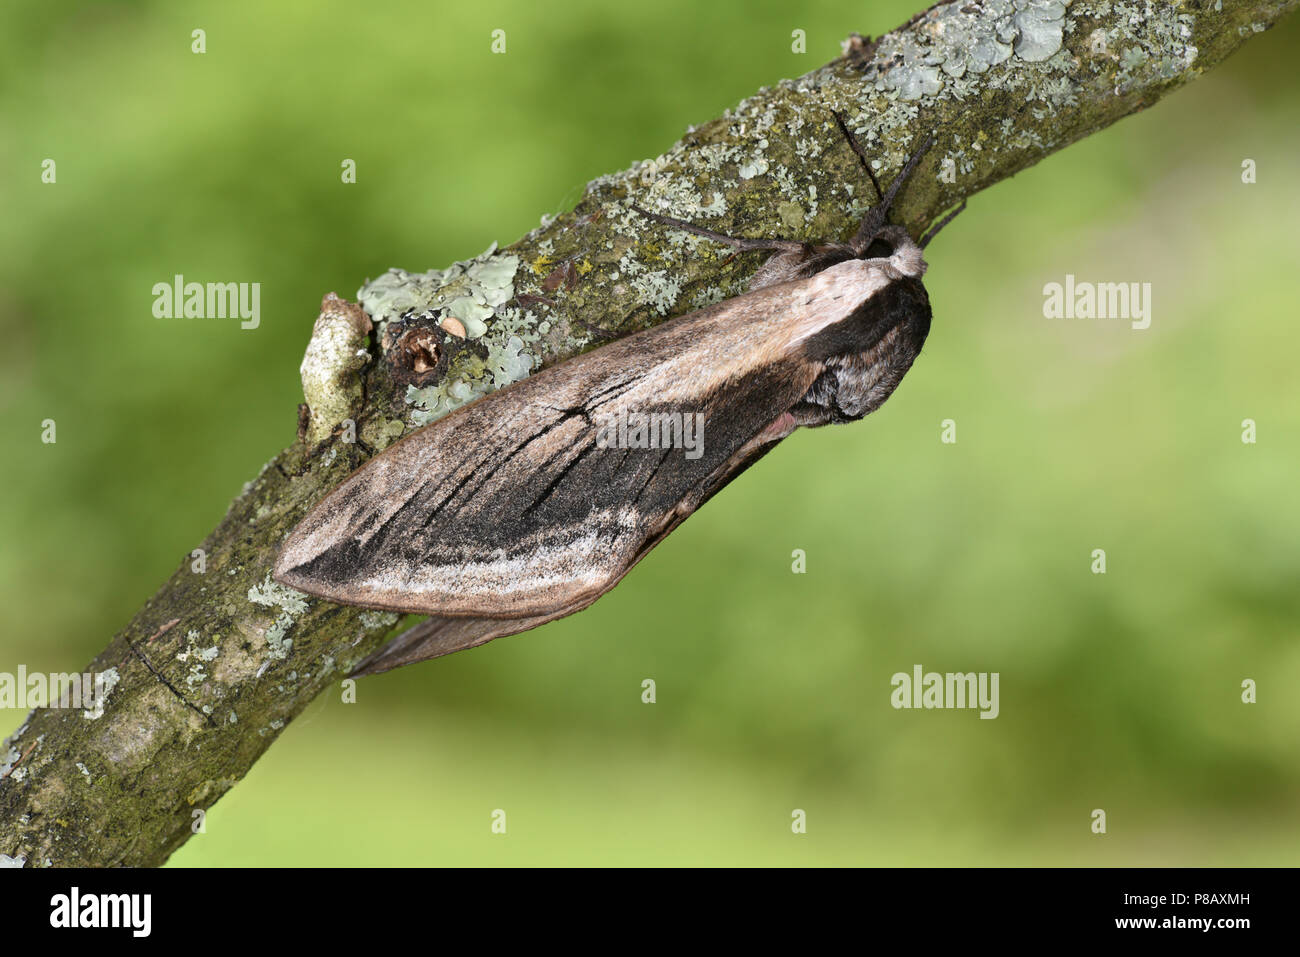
left=274, top=115, right=966, bottom=676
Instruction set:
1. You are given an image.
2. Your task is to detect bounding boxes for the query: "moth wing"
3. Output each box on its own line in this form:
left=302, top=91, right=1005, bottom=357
left=275, top=261, right=879, bottom=639
left=348, top=437, right=780, bottom=676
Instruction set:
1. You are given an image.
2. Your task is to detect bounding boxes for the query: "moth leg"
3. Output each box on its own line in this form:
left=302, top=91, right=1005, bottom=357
left=628, top=204, right=807, bottom=253
left=919, top=199, right=967, bottom=248
left=748, top=247, right=819, bottom=291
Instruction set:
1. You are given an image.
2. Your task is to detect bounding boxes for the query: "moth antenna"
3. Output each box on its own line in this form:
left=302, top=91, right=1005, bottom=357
left=851, top=132, right=936, bottom=250
left=919, top=199, right=967, bottom=249
left=831, top=110, right=884, bottom=203
left=629, top=204, right=807, bottom=252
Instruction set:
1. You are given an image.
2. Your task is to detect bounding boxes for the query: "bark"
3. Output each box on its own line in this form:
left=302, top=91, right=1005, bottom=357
left=1, top=0, right=1293, bottom=867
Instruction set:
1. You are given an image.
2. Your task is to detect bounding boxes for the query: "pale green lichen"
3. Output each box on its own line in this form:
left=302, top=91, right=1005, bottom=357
left=738, top=155, right=770, bottom=179
left=175, top=630, right=220, bottom=666
left=248, top=574, right=309, bottom=663
left=263, top=619, right=292, bottom=661
left=405, top=327, right=536, bottom=426
left=1104, top=1, right=1198, bottom=92
left=359, top=245, right=540, bottom=427
left=869, top=0, right=1072, bottom=101
left=248, top=575, right=308, bottom=617
left=358, top=611, right=399, bottom=631
left=358, top=244, right=520, bottom=341
left=0, top=854, right=25, bottom=868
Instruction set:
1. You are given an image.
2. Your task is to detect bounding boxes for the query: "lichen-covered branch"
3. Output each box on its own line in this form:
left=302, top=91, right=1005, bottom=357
left=1, top=0, right=1292, bottom=867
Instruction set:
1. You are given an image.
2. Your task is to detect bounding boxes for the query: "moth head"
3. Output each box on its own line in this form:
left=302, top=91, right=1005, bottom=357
left=854, top=224, right=926, bottom=280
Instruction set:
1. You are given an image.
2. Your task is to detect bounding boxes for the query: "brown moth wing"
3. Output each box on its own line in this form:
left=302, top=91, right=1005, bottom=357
left=274, top=259, right=892, bottom=622
left=349, top=436, right=781, bottom=676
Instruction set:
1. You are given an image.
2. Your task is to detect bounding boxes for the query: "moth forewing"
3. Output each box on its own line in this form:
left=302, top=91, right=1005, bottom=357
left=347, top=428, right=791, bottom=677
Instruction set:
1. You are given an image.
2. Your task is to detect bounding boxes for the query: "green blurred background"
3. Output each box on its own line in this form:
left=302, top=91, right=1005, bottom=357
left=2, top=0, right=1297, bottom=866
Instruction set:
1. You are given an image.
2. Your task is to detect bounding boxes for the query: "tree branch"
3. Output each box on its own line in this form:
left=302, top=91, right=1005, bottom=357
left=2, top=0, right=1293, bottom=867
